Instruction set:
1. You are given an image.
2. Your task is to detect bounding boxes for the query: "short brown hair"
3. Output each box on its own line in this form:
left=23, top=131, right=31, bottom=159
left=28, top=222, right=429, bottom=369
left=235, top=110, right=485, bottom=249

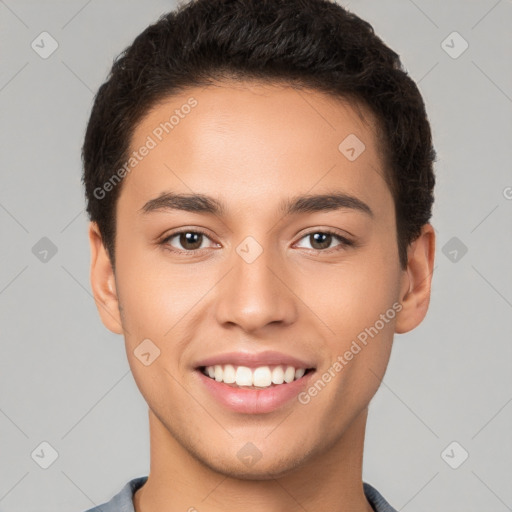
left=82, top=0, right=436, bottom=270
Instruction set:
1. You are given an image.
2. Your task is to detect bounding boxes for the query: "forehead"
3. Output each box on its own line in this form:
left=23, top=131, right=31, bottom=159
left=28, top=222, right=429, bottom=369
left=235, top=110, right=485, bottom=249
left=121, top=81, right=391, bottom=217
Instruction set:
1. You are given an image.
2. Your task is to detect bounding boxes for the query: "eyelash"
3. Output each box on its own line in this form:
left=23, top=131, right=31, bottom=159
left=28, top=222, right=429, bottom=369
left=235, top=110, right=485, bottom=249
left=160, top=228, right=354, bottom=255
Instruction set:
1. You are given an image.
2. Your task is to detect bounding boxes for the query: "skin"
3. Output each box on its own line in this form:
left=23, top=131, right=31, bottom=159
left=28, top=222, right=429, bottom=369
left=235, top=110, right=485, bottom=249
left=88, top=81, right=435, bottom=512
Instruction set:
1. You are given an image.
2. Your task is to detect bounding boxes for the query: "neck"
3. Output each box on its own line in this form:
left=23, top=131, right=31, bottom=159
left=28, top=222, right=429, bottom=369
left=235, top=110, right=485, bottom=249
left=134, top=407, right=373, bottom=512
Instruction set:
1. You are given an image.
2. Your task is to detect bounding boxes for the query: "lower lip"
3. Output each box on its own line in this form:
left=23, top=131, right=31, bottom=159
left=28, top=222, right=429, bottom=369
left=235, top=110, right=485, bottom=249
left=196, top=369, right=315, bottom=414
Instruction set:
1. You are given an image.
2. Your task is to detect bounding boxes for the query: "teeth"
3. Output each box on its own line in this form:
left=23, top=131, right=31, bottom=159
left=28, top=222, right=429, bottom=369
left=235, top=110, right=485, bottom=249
left=253, top=367, right=272, bottom=387
left=271, top=366, right=284, bottom=384
left=295, top=368, right=306, bottom=379
left=202, top=364, right=310, bottom=388
left=223, top=364, right=236, bottom=384
left=284, top=366, right=295, bottom=383
left=235, top=366, right=253, bottom=386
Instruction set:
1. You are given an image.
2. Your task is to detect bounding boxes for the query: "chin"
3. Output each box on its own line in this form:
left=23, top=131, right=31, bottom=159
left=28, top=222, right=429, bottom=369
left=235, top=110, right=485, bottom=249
left=199, top=449, right=312, bottom=481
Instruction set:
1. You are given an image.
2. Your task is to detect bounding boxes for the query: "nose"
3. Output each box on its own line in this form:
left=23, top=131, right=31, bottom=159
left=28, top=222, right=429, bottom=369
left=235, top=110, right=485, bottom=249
left=213, top=243, right=299, bottom=333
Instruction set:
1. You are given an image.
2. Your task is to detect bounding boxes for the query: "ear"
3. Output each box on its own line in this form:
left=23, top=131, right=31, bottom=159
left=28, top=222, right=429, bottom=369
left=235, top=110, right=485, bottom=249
left=395, top=223, right=436, bottom=334
left=88, top=221, right=124, bottom=334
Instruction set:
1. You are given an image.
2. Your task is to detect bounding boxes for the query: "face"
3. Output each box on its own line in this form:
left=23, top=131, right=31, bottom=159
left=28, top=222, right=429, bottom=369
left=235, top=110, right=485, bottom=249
left=93, top=81, right=418, bottom=478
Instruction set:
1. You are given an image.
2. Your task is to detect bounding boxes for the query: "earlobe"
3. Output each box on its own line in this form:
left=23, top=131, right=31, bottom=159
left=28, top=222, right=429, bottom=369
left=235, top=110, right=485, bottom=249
left=394, top=224, right=436, bottom=334
left=88, top=221, right=124, bottom=334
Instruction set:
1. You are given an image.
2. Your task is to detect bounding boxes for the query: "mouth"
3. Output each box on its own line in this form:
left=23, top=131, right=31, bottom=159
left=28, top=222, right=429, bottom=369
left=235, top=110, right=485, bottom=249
left=198, top=364, right=316, bottom=389
left=192, top=351, right=318, bottom=413
left=195, top=364, right=316, bottom=413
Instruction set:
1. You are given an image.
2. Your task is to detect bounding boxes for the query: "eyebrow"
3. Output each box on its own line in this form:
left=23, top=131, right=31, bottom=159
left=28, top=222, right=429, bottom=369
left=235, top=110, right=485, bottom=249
left=140, top=191, right=373, bottom=218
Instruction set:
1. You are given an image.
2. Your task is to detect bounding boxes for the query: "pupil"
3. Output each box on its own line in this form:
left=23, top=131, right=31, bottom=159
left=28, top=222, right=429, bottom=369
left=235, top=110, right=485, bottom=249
left=178, top=232, right=333, bottom=251
left=181, top=232, right=202, bottom=250
left=312, top=232, right=331, bottom=249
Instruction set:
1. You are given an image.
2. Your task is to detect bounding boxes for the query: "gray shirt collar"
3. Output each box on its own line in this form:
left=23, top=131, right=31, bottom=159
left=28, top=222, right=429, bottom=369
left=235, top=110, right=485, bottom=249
left=83, top=476, right=398, bottom=512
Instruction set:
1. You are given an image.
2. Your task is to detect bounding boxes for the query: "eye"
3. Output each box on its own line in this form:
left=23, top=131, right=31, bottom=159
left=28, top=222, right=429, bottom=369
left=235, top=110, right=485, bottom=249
left=161, top=229, right=217, bottom=252
left=295, top=230, right=353, bottom=252
left=160, top=228, right=354, bottom=255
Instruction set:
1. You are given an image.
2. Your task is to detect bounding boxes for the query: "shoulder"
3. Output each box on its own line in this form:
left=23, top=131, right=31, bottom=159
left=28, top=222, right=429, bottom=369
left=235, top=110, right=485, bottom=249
left=363, top=482, right=398, bottom=512
left=80, top=476, right=394, bottom=512
left=81, top=476, right=148, bottom=512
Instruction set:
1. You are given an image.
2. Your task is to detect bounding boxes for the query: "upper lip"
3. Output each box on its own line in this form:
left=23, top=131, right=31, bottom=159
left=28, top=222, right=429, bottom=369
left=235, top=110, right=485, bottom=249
left=194, top=350, right=316, bottom=369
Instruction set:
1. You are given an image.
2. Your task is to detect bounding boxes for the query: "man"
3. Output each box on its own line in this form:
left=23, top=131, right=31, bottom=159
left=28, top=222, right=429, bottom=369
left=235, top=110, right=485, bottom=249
left=82, top=0, right=436, bottom=510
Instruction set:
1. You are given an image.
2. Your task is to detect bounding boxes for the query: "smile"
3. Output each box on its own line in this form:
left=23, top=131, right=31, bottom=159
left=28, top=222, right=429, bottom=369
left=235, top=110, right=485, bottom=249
left=195, top=365, right=316, bottom=414
left=200, top=364, right=314, bottom=389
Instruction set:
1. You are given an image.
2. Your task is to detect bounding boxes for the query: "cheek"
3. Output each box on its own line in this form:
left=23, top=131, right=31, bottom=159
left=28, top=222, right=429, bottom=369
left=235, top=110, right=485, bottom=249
left=311, top=258, right=399, bottom=413
left=116, top=267, right=173, bottom=341
left=297, top=243, right=401, bottom=392
left=114, top=236, right=204, bottom=337
left=125, top=352, right=180, bottom=427
left=300, top=249, right=400, bottom=335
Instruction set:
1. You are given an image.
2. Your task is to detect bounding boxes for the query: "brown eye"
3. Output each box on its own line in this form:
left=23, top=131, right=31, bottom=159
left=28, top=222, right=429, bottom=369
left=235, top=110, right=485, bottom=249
left=295, top=230, right=353, bottom=252
left=163, top=230, right=213, bottom=252
left=178, top=232, right=203, bottom=250
left=309, top=232, right=332, bottom=250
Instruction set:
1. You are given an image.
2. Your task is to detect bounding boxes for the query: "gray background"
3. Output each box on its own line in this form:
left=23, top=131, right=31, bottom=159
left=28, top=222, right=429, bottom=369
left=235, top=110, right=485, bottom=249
left=0, top=0, right=511, bottom=511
